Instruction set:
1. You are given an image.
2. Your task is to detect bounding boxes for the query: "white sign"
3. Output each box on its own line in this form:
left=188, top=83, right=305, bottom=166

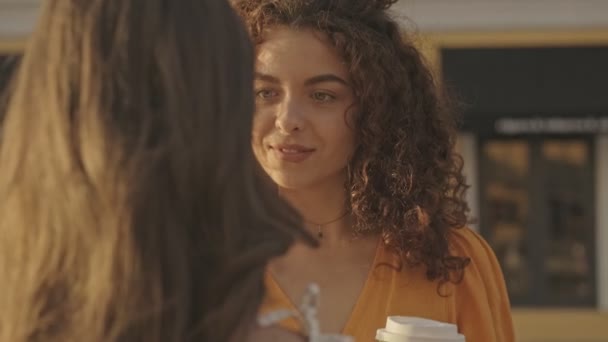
left=495, top=117, right=608, bottom=135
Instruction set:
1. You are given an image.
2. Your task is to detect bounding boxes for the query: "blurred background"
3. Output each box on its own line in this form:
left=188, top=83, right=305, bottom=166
left=1, top=0, right=607, bottom=341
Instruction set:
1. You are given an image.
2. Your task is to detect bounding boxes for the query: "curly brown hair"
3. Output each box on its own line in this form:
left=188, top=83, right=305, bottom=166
left=236, top=0, right=471, bottom=284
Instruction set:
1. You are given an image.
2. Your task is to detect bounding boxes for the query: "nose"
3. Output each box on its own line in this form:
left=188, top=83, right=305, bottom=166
left=275, top=97, right=305, bottom=133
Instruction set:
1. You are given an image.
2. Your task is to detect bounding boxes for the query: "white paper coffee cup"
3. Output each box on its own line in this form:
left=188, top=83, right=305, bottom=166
left=375, top=316, right=465, bottom=342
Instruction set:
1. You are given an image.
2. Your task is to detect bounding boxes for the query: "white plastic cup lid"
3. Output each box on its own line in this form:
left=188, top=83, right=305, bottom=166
left=376, top=316, right=465, bottom=342
left=376, top=328, right=465, bottom=342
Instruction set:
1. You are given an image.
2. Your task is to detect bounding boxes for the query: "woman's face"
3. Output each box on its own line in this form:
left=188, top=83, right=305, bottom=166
left=252, top=27, right=356, bottom=191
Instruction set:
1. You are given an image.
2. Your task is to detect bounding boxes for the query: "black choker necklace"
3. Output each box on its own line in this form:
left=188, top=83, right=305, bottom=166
left=304, top=211, right=350, bottom=239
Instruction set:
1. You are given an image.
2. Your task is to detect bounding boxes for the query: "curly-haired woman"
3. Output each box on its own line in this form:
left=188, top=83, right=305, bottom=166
left=236, top=0, right=515, bottom=341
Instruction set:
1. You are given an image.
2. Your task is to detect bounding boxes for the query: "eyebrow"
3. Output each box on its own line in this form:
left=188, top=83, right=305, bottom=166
left=254, top=72, right=349, bottom=86
left=254, top=72, right=280, bottom=84
left=304, top=74, right=349, bottom=86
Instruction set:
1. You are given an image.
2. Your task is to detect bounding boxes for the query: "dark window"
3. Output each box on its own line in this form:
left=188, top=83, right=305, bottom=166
left=479, top=137, right=595, bottom=307
left=442, top=46, right=604, bottom=307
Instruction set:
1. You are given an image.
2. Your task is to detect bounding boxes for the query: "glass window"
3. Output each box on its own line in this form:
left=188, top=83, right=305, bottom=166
left=480, top=138, right=595, bottom=307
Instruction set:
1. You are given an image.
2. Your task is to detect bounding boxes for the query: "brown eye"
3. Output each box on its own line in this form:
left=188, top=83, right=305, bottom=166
left=311, top=91, right=335, bottom=102
left=256, top=89, right=278, bottom=99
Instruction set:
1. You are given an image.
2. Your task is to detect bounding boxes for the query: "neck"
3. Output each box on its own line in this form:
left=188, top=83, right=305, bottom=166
left=280, top=175, right=352, bottom=245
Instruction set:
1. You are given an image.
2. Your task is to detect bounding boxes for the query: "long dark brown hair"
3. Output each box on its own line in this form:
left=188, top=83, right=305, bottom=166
left=0, top=0, right=313, bottom=341
left=236, top=0, right=471, bottom=285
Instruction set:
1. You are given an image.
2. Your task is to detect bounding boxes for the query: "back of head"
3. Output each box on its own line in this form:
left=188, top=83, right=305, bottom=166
left=0, top=0, right=310, bottom=341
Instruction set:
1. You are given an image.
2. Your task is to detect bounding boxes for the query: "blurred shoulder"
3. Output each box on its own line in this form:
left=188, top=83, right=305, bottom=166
left=448, top=226, right=497, bottom=261
left=447, top=228, right=516, bottom=341
left=447, top=226, right=509, bottom=297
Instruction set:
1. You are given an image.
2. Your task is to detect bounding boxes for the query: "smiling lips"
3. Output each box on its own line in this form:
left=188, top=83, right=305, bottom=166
left=271, top=143, right=315, bottom=162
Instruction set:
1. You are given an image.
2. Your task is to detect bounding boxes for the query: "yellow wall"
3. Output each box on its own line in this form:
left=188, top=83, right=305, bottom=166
left=416, top=29, right=608, bottom=80
left=0, top=39, right=25, bottom=54
left=513, top=309, right=608, bottom=342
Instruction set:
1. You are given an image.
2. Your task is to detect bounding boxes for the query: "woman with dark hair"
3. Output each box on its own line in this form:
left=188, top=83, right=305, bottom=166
left=236, top=0, right=515, bottom=341
left=0, top=0, right=313, bottom=341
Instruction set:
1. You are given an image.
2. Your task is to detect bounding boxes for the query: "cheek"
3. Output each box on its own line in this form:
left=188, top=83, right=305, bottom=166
left=341, top=131, right=357, bottom=160
left=251, top=119, right=263, bottom=143
left=325, top=120, right=356, bottom=161
left=251, top=111, right=272, bottom=142
left=339, top=115, right=357, bottom=158
left=342, top=109, right=358, bottom=157
left=251, top=128, right=267, bottom=165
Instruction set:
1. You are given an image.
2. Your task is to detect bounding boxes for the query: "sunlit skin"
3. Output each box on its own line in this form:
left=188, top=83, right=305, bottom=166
left=251, top=27, right=379, bottom=335
left=252, top=28, right=356, bottom=198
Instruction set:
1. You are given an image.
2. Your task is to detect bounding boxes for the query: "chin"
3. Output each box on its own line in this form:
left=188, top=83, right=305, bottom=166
left=270, top=174, right=317, bottom=191
left=274, top=179, right=313, bottom=191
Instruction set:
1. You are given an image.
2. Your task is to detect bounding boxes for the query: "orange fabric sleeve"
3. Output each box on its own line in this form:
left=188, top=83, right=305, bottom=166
left=450, top=228, right=516, bottom=342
